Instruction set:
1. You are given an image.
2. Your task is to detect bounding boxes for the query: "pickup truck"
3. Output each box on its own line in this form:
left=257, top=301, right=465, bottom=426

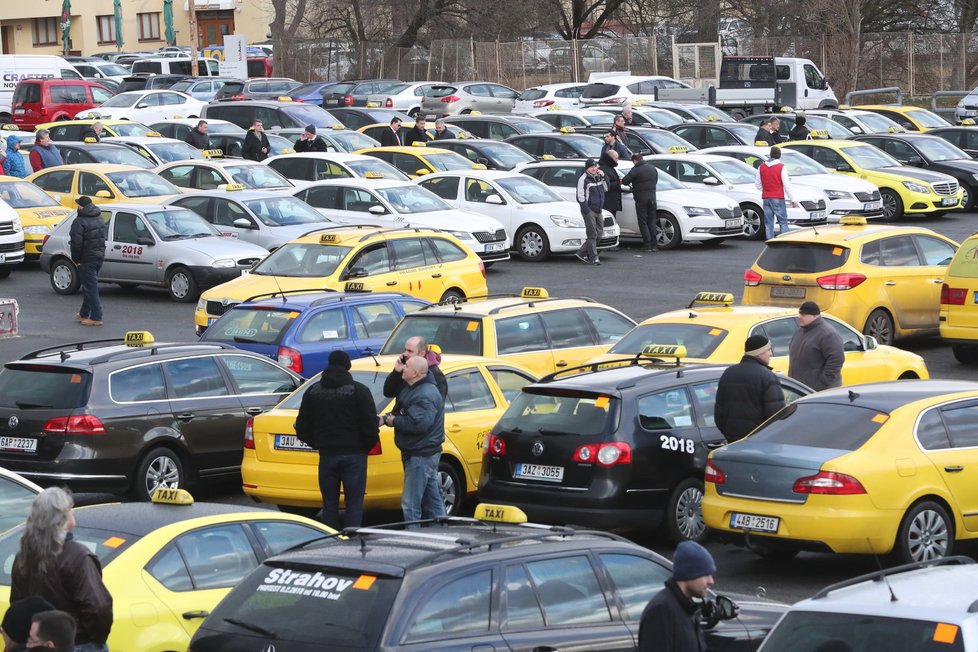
left=656, top=56, right=838, bottom=118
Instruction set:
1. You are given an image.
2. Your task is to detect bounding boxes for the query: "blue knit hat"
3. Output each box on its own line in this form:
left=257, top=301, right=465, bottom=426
left=671, top=541, right=716, bottom=581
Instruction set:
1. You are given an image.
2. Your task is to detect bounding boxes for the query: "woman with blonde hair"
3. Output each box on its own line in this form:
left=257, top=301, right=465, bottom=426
left=9, top=487, right=112, bottom=652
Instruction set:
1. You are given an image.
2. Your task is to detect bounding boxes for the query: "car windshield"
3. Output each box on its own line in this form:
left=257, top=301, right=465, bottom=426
left=0, top=365, right=92, bottom=409
left=252, top=243, right=351, bottom=277
left=244, top=197, right=325, bottom=226
left=169, top=80, right=194, bottom=92
left=108, top=123, right=153, bottom=137
left=508, top=117, right=555, bottom=133
left=146, top=141, right=205, bottom=162
left=96, top=63, right=129, bottom=76
left=843, top=144, right=903, bottom=169
left=854, top=112, right=903, bottom=133
left=567, top=136, right=604, bottom=157
left=608, top=323, right=728, bottom=357
left=282, top=105, right=343, bottom=129
left=0, top=181, right=63, bottom=208
left=497, top=175, right=561, bottom=203
left=906, top=109, right=951, bottom=128
left=709, top=159, right=756, bottom=184
left=688, top=105, right=733, bottom=121
left=0, top=525, right=136, bottom=584
left=331, top=132, right=380, bottom=152
left=498, top=391, right=618, bottom=436
left=806, top=115, right=852, bottom=139
left=290, top=82, right=329, bottom=96
left=345, top=158, right=408, bottom=180
left=381, top=315, right=482, bottom=356
left=913, top=137, right=969, bottom=161
left=642, top=129, right=698, bottom=152
left=86, top=145, right=155, bottom=168
left=729, top=123, right=762, bottom=141
left=205, top=122, right=245, bottom=135
left=477, top=142, right=535, bottom=166
left=106, top=171, right=181, bottom=197
left=580, top=113, right=614, bottom=126
left=749, top=402, right=886, bottom=451
left=145, top=208, right=218, bottom=239
left=780, top=150, right=829, bottom=175
left=98, top=92, right=142, bottom=108
left=423, top=152, right=475, bottom=172
left=375, top=185, right=450, bottom=213
left=645, top=109, right=683, bottom=127
left=224, top=165, right=292, bottom=189
left=202, top=308, right=299, bottom=346
left=267, top=134, right=296, bottom=156
left=759, top=610, right=965, bottom=652
left=757, top=242, right=850, bottom=272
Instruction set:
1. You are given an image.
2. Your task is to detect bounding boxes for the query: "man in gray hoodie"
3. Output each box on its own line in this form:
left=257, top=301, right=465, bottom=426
left=788, top=301, right=844, bottom=390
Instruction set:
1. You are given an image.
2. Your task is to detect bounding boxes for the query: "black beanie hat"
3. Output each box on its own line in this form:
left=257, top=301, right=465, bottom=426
left=328, top=349, right=351, bottom=370
left=1, top=596, right=55, bottom=644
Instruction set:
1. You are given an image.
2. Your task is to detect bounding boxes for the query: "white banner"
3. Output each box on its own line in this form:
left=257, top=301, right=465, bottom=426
left=219, top=34, right=248, bottom=79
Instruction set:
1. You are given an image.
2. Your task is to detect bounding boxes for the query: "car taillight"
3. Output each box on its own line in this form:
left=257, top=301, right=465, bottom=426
left=343, top=95, right=354, bottom=106
left=533, top=99, right=555, bottom=108
left=792, top=471, right=866, bottom=495
left=484, top=434, right=506, bottom=456
left=292, top=98, right=304, bottom=102
left=479, top=261, right=486, bottom=278
left=704, top=460, right=726, bottom=484
left=941, top=283, right=968, bottom=305
left=277, top=346, right=303, bottom=374
left=231, top=93, right=246, bottom=100
left=744, top=269, right=762, bottom=286
left=368, top=440, right=382, bottom=455
left=244, top=418, right=255, bottom=449
left=40, top=107, right=48, bottom=116
left=43, top=415, right=106, bottom=434
left=572, top=443, right=632, bottom=467
left=816, top=273, right=866, bottom=290
left=385, top=98, right=393, bottom=108
left=602, top=97, right=627, bottom=104
left=441, top=95, right=461, bottom=103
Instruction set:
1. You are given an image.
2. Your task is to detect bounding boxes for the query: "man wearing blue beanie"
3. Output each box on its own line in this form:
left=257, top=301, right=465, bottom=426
left=638, top=540, right=717, bottom=651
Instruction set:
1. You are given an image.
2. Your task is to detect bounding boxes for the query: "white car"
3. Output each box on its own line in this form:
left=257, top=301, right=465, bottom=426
left=364, top=81, right=447, bottom=117
left=417, top=169, right=619, bottom=261
left=527, top=109, right=617, bottom=130
left=515, top=160, right=743, bottom=250
left=698, top=146, right=885, bottom=223
left=806, top=108, right=908, bottom=135
left=78, top=90, right=207, bottom=123
left=649, top=153, right=830, bottom=240
left=290, top=178, right=511, bottom=263
left=590, top=105, right=686, bottom=128
left=579, top=74, right=690, bottom=108
left=513, top=83, right=587, bottom=113
left=264, top=152, right=409, bottom=182
left=73, top=61, right=130, bottom=83
left=155, top=159, right=297, bottom=192
left=103, top=136, right=205, bottom=165
left=0, top=466, right=40, bottom=533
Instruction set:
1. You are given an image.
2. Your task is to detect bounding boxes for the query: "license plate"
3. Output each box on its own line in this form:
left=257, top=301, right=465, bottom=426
left=514, top=463, right=564, bottom=482
left=864, top=201, right=882, bottom=211
left=730, top=512, right=780, bottom=533
left=326, top=99, right=338, bottom=105
left=0, top=254, right=4, bottom=264
left=484, top=243, right=505, bottom=252
left=941, top=197, right=958, bottom=206
left=602, top=228, right=618, bottom=237
left=0, top=436, right=37, bottom=453
left=725, top=219, right=740, bottom=228
left=808, top=211, right=826, bottom=220
left=208, top=317, right=217, bottom=325
left=274, top=435, right=314, bottom=451
left=771, top=286, right=806, bottom=298
left=14, top=108, right=25, bottom=114
left=425, top=114, right=437, bottom=120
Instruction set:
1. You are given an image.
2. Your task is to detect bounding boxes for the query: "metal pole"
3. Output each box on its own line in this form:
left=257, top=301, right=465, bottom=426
left=188, top=0, right=199, bottom=78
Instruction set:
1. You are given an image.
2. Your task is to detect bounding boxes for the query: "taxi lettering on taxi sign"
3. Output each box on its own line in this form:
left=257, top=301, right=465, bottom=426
left=320, top=233, right=339, bottom=243
left=754, top=140, right=769, bottom=146
left=642, top=344, right=687, bottom=358
left=151, top=487, right=194, bottom=505
left=668, top=146, right=688, bottom=154
left=364, top=171, right=384, bottom=179
left=124, top=331, right=155, bottom=347
left=411, top=141, right=427, bottom=147
left=202, top=149, right=224, bottom=158
left=839, top=215, right=868, bottom=226
left=146, top=131, right=162, bottom=138
left=344, top=282, right=368, bottom=292
left=83, top=137, right=97, bottom=143
left=224, top=183, right=245, bottom=191
left=693, top=292, right=734, bottom=305
left=475, top=503, right=528, bottom=524
left=521, top=287, right=549, bottom=299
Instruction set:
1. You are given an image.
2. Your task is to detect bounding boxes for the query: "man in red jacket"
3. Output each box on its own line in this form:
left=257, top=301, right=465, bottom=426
left=753, top=146, right=798, bottom=239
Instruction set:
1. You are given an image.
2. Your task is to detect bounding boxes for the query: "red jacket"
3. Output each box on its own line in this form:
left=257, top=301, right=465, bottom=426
left=759, top=161, right=786, bottom=199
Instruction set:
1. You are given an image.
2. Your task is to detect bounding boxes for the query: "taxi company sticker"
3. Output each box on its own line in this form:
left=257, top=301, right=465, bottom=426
left=708, top=328, right=723, bottom=336
left=466, top=321, right=479, bottom=332
left=102, top=536, right=126, bottom=548
left=259, top=569, right=354, bottom=601
left=594, top=396, right=610, bottom=409
left=70, top=374, right=82, bottom=384
left=872, top=413, right=889, bottom=424
left=352, top=575, right=376, bottom=590
left=934, top=623, right=959, bottom=644
left=832, top=247, right=844, bottom=256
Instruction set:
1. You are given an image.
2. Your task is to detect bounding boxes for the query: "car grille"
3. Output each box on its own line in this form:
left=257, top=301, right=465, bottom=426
left=854, top=190, right=881, bottom=202
left=800, top=199, right=827, bottom=211
left=715, top=206, right=743, bottom=219
left=237, top=257, right=262, bottom=267
left=472, top=229, right=506, bottom=243
left=0, top=241, right=23, bottom=253
left=206, top=300, right=239, bottom=316
left=0, top=223, right=15, bottom=235
left=933, top=181, right=958, bottom=196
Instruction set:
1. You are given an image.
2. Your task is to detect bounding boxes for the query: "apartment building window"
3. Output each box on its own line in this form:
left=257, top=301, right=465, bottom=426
left=138, top=12, right=161, bottom=41
left=96, top=15, right=117, bottom=44
left=32, top=17, right=59, bottom=46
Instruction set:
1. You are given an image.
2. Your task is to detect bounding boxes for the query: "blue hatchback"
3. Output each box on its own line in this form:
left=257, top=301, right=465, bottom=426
left=199, top=290, right=429, bottom=377
left=287, top=81, right=340, bottom=107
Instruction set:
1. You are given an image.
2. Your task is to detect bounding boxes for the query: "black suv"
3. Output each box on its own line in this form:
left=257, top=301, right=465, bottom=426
left=0, top=335, right=302, bottom=500
left=188, top=509, right=786, bottom=651
left=478, top=358, right=811, bottom=543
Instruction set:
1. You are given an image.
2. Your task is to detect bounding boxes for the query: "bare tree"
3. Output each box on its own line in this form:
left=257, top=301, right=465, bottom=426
left=270, top=0, right=308, bottom=79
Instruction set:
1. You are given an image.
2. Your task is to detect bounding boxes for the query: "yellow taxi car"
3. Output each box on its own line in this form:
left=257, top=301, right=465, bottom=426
left=35, top=118, right=160, bottom=140
left=743, top=216, right=959, bottom=345
left=587, top=292, right=929, bottom=385
left=703, top=380, right=978, bottom=563
left=355, top=144, right=483, bottom=178
left=855, top=105, right=952, bottom=132
left=194, top=225, right=488, bottom=331
left=0, top=488, right=333, bottom=652
left=0, top=175, right=71, bottom=257
left=243, top=354, right=536, bottom=517
left=939, top=233, right=978, bottom=363
left=27, top=164, right=183, bottom=208
left=377, top=287, right=637, bottom=377
left=781, top=140, right=962, bottom=221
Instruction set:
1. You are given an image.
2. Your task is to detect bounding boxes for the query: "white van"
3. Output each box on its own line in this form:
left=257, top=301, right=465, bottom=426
left=130, top=57, right=220, bottom=77
left=0, top=55, right=83, bottom=121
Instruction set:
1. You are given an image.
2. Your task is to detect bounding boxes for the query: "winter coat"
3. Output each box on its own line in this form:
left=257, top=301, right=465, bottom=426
left=788, top=125, right=812, bottom=140
left=638, top=579, right=707, bottom=652
left=30, top=143, right=63, bottom=171
left=576, top=169, right=606, bottom=214
left=403, top=126, right=430, bottom=146
left=3, top=136, right=28, bottom=178
left=184, top=127, right=210, bottom=149
left=380, top=128, right=402, bottom=147
left=599, top=150, right=622, bottom=214
left=788, top=317, right=845, bottom=390
left=69, top=203, right=107, bottom=264
left=754, top=127, right=778, bottom=146
left=295, top=135, right=328, bottom=152
left=714, top=355, right=786, bottom=442
left=383, top=349, right=448, bottom=400
left=391, top=373, right=445, bottom=458
left=242, top=129, right=271, bottom=161
left=294, top=365, right=380, bottom=454
left=622, top=160, right=658, bottom=200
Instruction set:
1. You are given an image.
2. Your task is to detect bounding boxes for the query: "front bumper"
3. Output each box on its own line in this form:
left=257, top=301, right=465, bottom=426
left=188, top=265, right=250, bottom=290
left=902, top=189, right=962, bottom=214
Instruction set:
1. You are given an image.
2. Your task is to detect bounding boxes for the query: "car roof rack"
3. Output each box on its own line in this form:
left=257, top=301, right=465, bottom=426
left=297, top=223, right=383, bottom=239
left=537, top=354, right=686, bottom=385
left=487, top=295, right=595, bottom=315
left=87, top=342, right=235, bottom=365
left=244, top=288, right=337, bottom=303
left=358, top=226, right=433, bottom=242
left=811, top=555, right=975, bottom=600
left=22, top=339, right=124, bottom=362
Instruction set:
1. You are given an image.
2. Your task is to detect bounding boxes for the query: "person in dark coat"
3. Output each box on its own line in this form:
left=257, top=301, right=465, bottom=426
left=294, top=124, right=328, bottom=152
left=10, top=488, right=113, bottom=652
left=434, top=119, right=452, bottom=140
left=788, top=115, right=812, bottom=140
left=788, top=301, right=844, bottom=390
left=184, top=120, right=210, bottom=149
left=68, top=197, right=106, bottom=326
left=754, top=117, right=779, bottom=146
left=242, top=119, right=271, bottom=161
left=575, top=158, right=606, bottom=265
left=622, top=153, right=659, bottom=252
left=380, top=118, right=403, bottom=147
left=602, top=129, right=629, bottom=160
left=27, top=610, right=76, bottom=652
left=383, top=336, right=448, bottom=401
left=638, top=541, right=716, bottom=652
left=79, top=122, right=103, bottom=142
left=598, top=148, right=622, bottom=216
left=403, top=117, right=431, bottom=146
left=1, top=596, right=55, bottom=652
left=295, top=350, right=380, bottom=529
left=714, top=334, right=785, bottom=442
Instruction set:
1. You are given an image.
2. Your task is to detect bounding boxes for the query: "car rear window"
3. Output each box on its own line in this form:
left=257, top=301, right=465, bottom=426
left=582, top=83, right=619, bottom=99
left=202, top=308, right=299, bottom=345
left=748, top=402, right=887, bottom=451
left=608, top=323, right=727, bottom=358
left=0, top=525, right=136, bottom=583
left=760, top=610, right=965, bottom=652
left=498, top=390, right=619, bottom=436
left=0, top=365, right=92, bottom=409
left=204, top=563, right=399, bottom=648
left=220, top=81, right=245, bottom=95
left=755, top=242, right=849, bottom=274
left=13, top=82, right=41, bottom=105
left=427, top=86, right=457, bottom=98
left=948, top=241, right=978, bottom=278
left=520, top=89, right=546, bottom=101
left=381, top=316, right=482, bottom=357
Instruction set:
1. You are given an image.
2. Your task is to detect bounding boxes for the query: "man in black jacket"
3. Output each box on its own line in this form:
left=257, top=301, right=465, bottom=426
left=295, top=124, right=328, bottom=152
left=184, top=120, right=210, bottom=149
left=383, top=336, right=448, bottom=401
left=380, top=118, right=403, bottom=147
left=622, top=153, right=659, bottom=252
left=80, top=122, right=103, bottom=143
left=295, top=350, right=380, bottom=529
left=638, top=541, right=716, bottom=652
left=714, top=334, right=785, bottom=442
left=242, top=119, right=271, bottom=161
left=69, top=197, right=106, bottom=326
left=403, top=117, right=431, bottom=146
left=754, top=117, right=780, bottom=146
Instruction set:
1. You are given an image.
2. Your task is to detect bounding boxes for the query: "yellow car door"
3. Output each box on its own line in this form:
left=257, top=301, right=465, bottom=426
left=491, top=313, right=556, bottom=376
left=443, top=366, right=505, bottom=487
left=29, top=169, right=78, bottom=208
left=916, top=404, right=978, bottom=533
left=912, top=233, right=958, bottom=326
left=341, top=241, right=403, bottom=295
left=79, top=171, right=116, bottom=205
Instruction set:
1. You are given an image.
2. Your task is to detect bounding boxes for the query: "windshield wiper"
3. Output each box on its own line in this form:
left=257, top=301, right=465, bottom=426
left=223, top=618, right=277, bottom=639
left=537, top=428, right=571, bottom=435
left=233, top=336, right=263, bottom=344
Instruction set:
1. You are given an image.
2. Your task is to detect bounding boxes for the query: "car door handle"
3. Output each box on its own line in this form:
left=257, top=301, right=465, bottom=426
left=182, top=610, right=210, bottom=620
left=945, top=465, right=964, bottom=472
left=113, top=244, right=122, bottom=250
left=706, top=441, right=726, bottom=449
left=245, top=407, right=264, bottom=416
left=176, top=412, right=196, bottom=422
left=884, top=281, right=896, bottom=286
left=555, top=361, right=568, bottom=367
left=532, top=647, right=559, bottom=652
left=448, top=424, right=463, bottom=433
left=431, top=273, right=442, bottom=278
left=386, top=281, right=397, bottom=286
left=931, top=279, right=945, bottom=284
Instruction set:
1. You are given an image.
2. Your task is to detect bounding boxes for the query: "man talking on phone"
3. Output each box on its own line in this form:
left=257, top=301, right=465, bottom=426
left=383, top=336, right=448, bottom=401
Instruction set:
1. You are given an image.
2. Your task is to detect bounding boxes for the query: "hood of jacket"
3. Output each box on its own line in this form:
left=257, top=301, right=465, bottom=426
left=319, top=365, right=354, bottom=388
left=424, top=349, right=442, bottom=367
left=78, top=203, right=102, bottom=218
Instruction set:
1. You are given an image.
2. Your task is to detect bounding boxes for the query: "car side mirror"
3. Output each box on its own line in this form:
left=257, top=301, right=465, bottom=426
left=136, top=236, right=155, bottom=246
left=136, top=102, right=148, bottom=109
left=233, top=217, right=254, bottom=228
left=345, top=266, right=368, bottom=279
left=415, top=168, right=429, bottom=176
left=485, top=194, right=505, bottom=205
left=864, top=334, right=878, bottom=350
left=95, top=190, right=113, bottom=198
left=703, top=176, right=721, bottom=186
left=368, top=205, right=387, bottom=215
left=849, top=126, right=863, bottom=134
left=835, top=163, right=853, bottom=172
left=908, top=155, right=924, bottom=166
left=702, top=594, right=739, bottom=628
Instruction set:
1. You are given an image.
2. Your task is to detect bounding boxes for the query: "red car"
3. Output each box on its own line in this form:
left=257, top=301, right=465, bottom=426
left=11, top=79, right=114, bottom=130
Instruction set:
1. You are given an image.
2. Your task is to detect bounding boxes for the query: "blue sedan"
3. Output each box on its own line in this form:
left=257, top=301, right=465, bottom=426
left=287, top=81, right=341, bottom=107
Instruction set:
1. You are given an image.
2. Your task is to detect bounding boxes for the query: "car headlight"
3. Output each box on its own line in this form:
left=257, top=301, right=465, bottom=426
left=211, top=258, right=235, bottom=268
left=196, top=298, right=206, bottom=311
left=683, top=206, right=713, bottom=216
left=902, top=180, right=930, bottom=193
left=550, top=214, right=585, bottom=228
left=824, top=190, right=852, bottom=200
left=448, top=230, right=474, bottom=240
left=23, top=225, right=51, bottom=235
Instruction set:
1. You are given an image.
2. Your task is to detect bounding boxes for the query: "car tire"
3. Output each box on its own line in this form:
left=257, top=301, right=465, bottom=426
left=438, top=457, right=465, bottom=517
left=863, top=308, right=894, bottom=346
left=741, top=204, right=765, bottom=241
left=408, top=107, right=420, bottom=118
left=132, top=447, right=185, bottom=502
left=50, top=257, right=79, bottom=295
left=656, top=212, right=682, bottom=250
left=960, top=185, right=975, bottom=212
left=167, top=265, right=200, bottom=302
left=880, top=189, right=903, bottom=221
left=440, top=288, right=465, bottom=303
left=0, top=266, right=11, bottom=279
left=952, top=344, right=978, bottom=364
left=895, top=500, right=954, bottom=563
left=665, top=478, right=708, bottom=544
left=515, top=224, right=551, bottom=261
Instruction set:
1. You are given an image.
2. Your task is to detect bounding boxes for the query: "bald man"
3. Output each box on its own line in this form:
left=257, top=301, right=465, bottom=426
left=383, top=335, right=448, bottom=400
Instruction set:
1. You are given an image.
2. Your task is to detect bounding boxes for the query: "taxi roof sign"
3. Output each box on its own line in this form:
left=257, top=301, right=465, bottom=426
left=411, top=141, right=427, bottom=147
left=521, top=287, right=549, bottom=299
left=151, top=487, right=194, bottom=505
left=83, top=137, right=98, bottom=143
left=344, top=281, right=369, bottom=292
left=547, top=104, right=562, bottom=111
left=839, top=215, right=868, bottom=226
left=223, top=183, right=245, bottom=191
left=1, top=124, right=18, bottom=131
left=475, top=503, right=527, bottom=524
left=364, top=171, right=384, bottom=179
left=471, top=163, right=487, bottom=170
left=810, top=129, right=829, bottom=137
left=276, top=96, right=293, bottom=102
left=320, top=233, right=340, bottom=243
left=559, top=126, right=576, bottom=134
left=540, top=154, right=557, bottom=160
left=780, top=106, right=794, bottom=113
left=961, top=119, right=976, bottom=126
left=202, top=149, right=224, bottom=158
left=124, top=331, right=155, bottom=347
left=691, top=292, right=734, bottom=306
left=146, top=131, right=162, bottom=138
left=667, top=146, right=688, bottom=154
left=641, top=344, right=687, bottom=359
left=331, top=123, right=346, bottom=130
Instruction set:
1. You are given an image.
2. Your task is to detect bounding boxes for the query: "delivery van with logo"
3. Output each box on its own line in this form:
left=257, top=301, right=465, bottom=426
left=0, top=55, right=83, bottom=122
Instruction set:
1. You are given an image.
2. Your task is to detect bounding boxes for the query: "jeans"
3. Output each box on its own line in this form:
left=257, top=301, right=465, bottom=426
left=401, top=453, right=446, bottom=526
left=78, top=260, right=103, bottom=321
left=75, top=644, right=109, bottom=652
left=318, top=453, right=368, bottom=529
left=576, top=209, right=602, bottom=262
left=634, top=195, right=658, bottom=248
left=762, top=198, right=789, bottom=240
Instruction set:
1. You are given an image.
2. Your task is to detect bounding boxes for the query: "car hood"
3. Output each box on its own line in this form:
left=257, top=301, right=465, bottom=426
left=15, top=206, right=72, bottom=226
left=401, top=209, right=506, bottom=232
left=930, top=158, right=978, bottom=174
left=170, top=235, right=269, bottom=259
left=875, top=166, right=958, bottom=184
left=657, top=188, right=739, bottom=210
left=791, top=173, right=878, bottom=194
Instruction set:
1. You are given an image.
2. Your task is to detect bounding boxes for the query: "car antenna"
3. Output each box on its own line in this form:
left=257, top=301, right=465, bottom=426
left=848, top=389, right=859, bottom=402
left=266, top=266, right=287, bottom=303
left=365, top=346, right=380, bottom=367
left=866, top=537, right=899, bottom=602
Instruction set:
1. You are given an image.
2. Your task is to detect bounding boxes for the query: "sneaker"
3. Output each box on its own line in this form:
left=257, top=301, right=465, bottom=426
left=575, top=252, right=589, bottom=263
left=73, top=313, right=85, bottom=321
left=80, top=318, right=103, bottom=326
left=592, top=259, right=602, bottom=266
